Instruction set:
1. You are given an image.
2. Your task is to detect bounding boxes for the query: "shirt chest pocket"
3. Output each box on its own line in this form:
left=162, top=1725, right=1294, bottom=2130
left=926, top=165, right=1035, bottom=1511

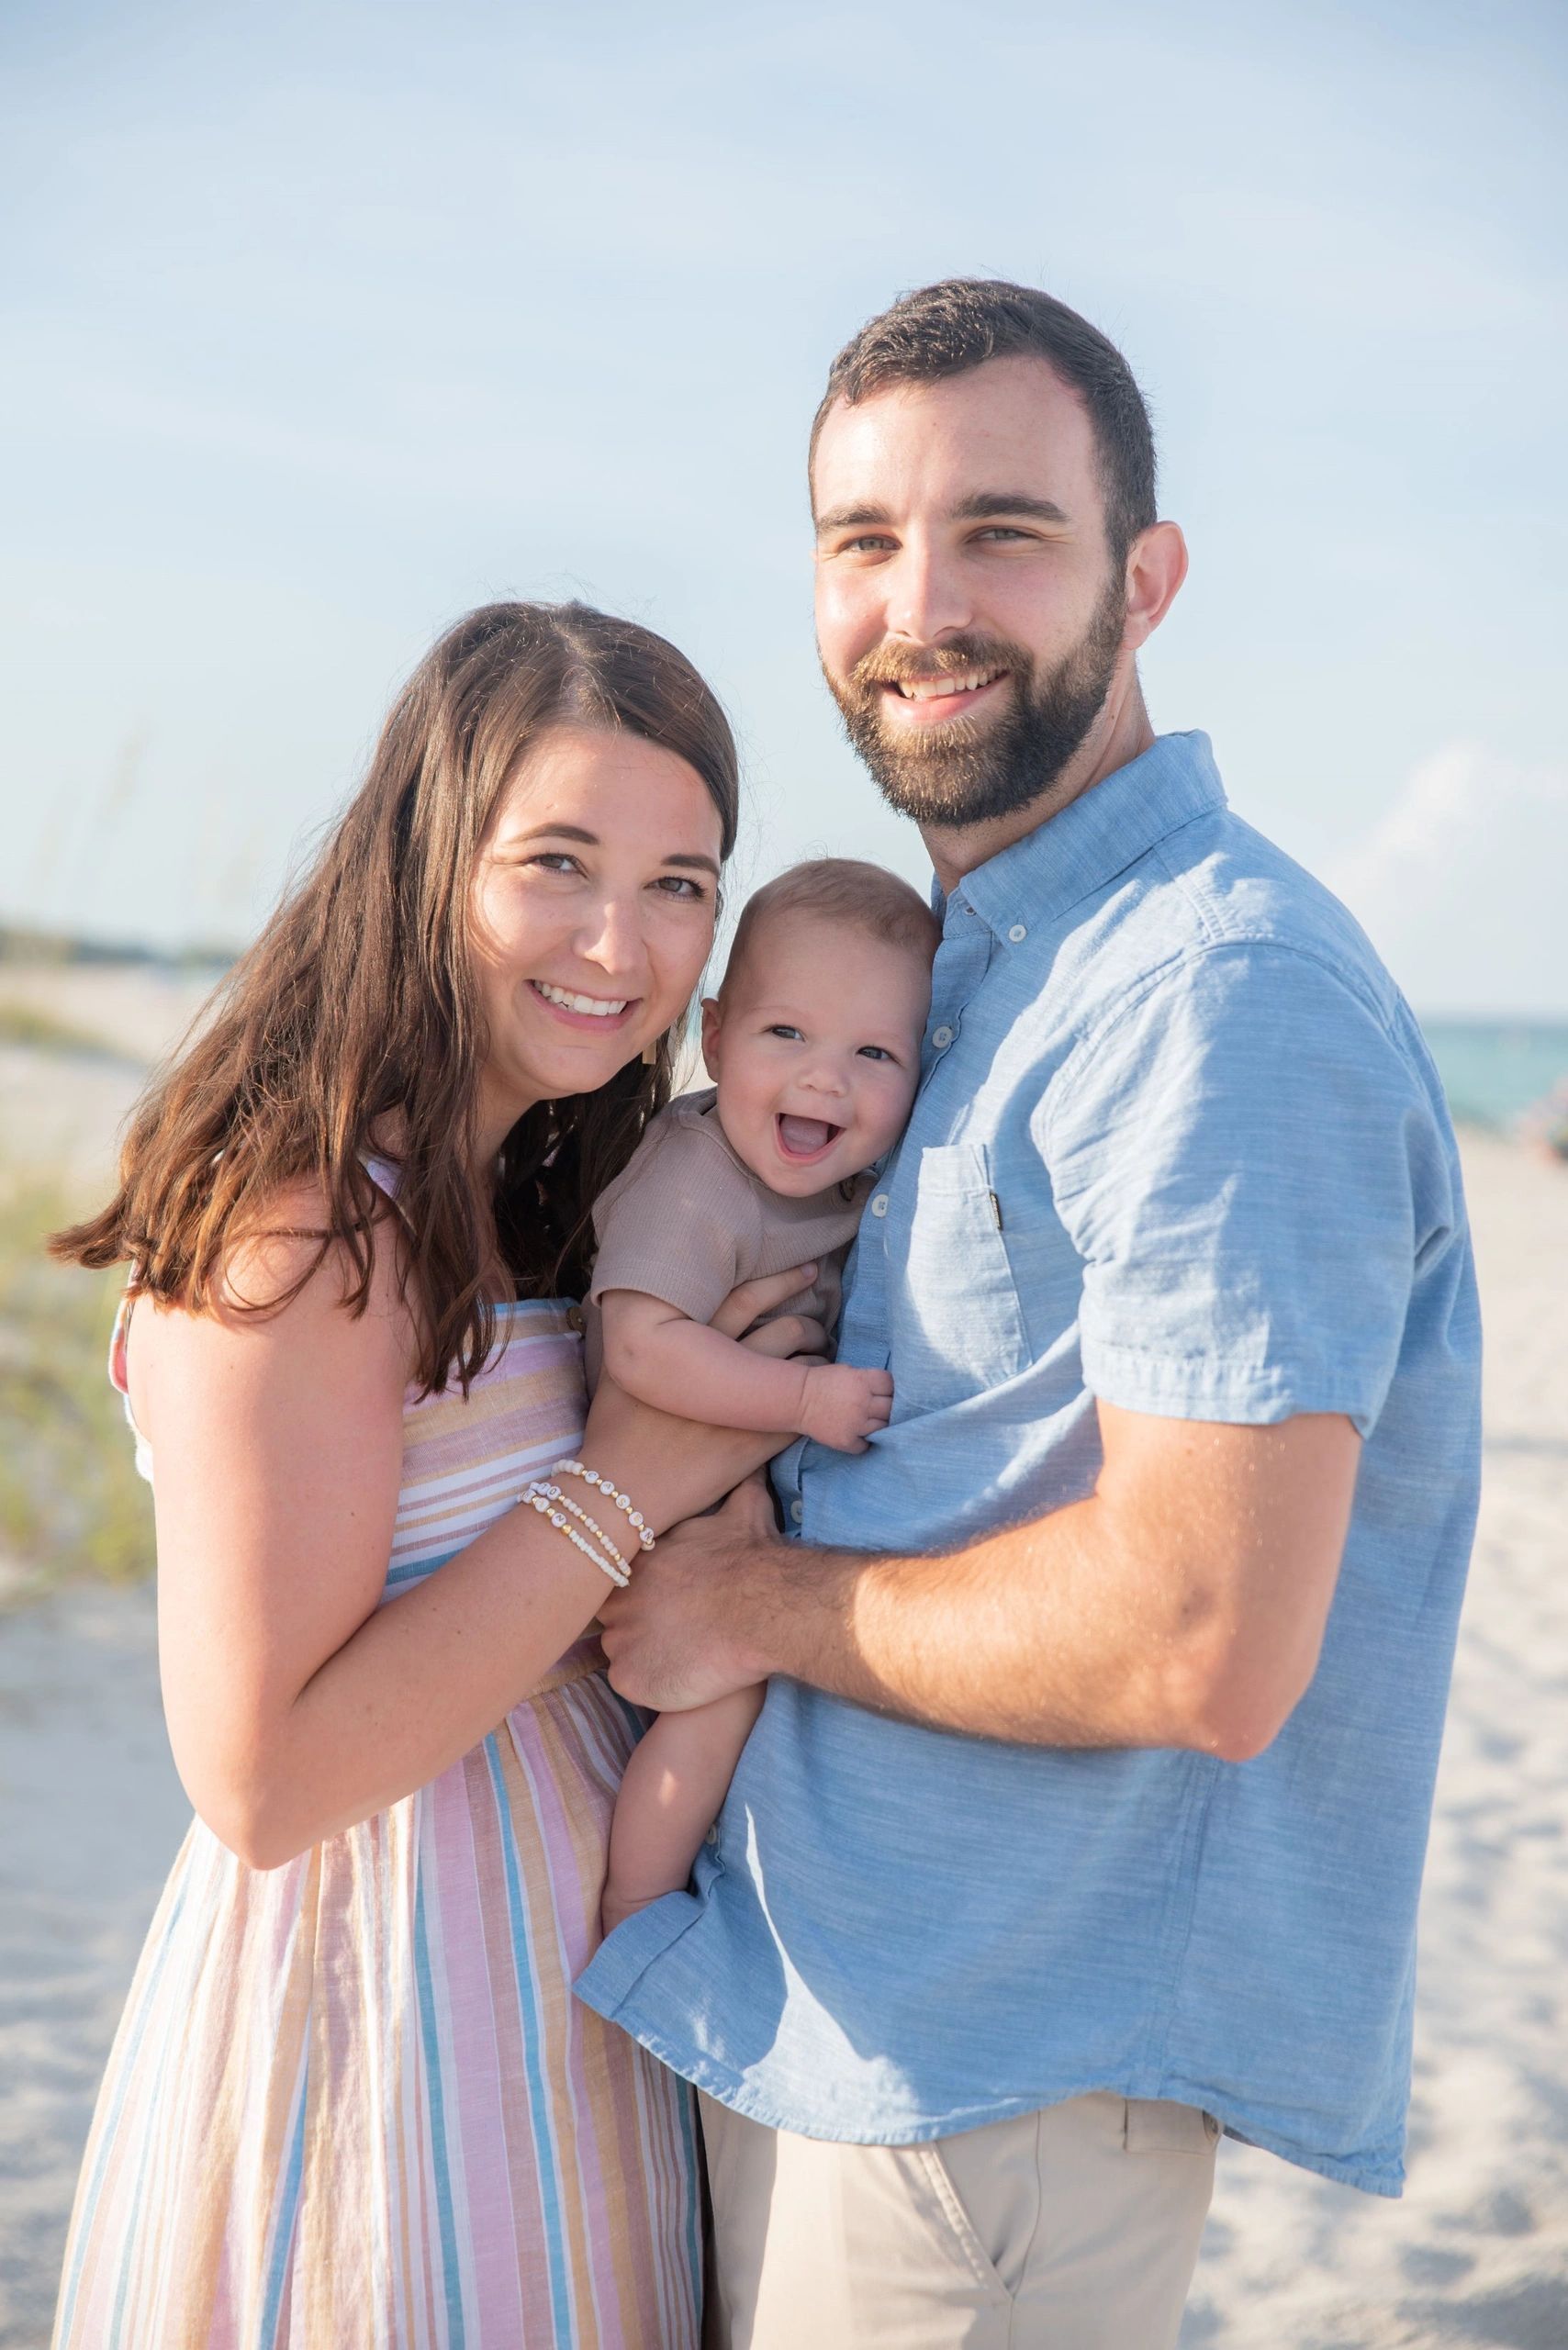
left=884, top=1141, right=1032, bottom=1416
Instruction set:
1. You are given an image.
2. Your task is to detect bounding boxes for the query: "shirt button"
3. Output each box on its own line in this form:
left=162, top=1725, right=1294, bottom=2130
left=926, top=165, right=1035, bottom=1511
left=704, top=1824, right=720, bottom=1847
left=1008, top=923, right=1027, bottom=944
left=790, top=1499, right=803, bottom=1524
left=869, top=1194, right=890, bottom=1217
left=932, top=1024, right=954, bottom=1048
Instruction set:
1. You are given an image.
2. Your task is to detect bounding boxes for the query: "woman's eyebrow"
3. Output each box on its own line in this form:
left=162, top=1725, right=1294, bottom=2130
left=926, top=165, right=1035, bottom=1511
left=512, top=822, right=719, bottom=878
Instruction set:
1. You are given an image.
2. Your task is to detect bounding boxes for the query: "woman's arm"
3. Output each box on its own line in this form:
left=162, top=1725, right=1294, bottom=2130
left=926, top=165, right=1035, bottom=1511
left=137, top=1222, right=810, bottom=1870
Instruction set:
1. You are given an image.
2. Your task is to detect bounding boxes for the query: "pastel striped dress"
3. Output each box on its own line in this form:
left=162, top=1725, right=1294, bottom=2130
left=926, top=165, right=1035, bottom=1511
left=53, top=1274, right=700, bottom=2348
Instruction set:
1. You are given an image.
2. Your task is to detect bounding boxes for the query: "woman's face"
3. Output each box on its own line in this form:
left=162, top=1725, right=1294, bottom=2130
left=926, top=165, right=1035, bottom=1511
left=468, top=722, right=724, bottom=1153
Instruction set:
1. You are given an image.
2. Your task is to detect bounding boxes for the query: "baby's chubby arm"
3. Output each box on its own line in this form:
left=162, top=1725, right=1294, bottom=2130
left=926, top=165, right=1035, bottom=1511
left=600, top=1288, right=892, bottom=1453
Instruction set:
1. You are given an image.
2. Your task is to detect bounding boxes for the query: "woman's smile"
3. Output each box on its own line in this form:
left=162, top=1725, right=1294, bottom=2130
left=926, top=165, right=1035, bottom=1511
left=530, top=978, right=639, bottom=1029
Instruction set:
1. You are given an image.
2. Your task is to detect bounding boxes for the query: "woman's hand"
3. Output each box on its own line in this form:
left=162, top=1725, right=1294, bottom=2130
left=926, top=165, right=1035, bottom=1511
left=577, top=1262, right=822, bottom=1535
left=710, top=1262, right=826, bottom=1356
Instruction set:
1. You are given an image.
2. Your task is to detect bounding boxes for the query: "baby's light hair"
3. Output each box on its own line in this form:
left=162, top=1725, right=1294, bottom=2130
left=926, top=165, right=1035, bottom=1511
left=721, top=857, right=939, bottom=999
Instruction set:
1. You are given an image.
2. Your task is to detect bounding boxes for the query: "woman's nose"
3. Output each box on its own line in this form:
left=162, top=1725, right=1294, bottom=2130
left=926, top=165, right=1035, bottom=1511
left=575, top=894, right=648, bottom=979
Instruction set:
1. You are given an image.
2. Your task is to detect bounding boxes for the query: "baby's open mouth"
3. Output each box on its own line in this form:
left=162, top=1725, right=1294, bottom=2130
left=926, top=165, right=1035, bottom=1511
left=776, top=1114, right=842, bottom=1161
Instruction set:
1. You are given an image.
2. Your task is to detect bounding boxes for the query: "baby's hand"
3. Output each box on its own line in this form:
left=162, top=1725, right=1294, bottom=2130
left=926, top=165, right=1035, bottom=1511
left=798, top=1362, right=894, bottom=1452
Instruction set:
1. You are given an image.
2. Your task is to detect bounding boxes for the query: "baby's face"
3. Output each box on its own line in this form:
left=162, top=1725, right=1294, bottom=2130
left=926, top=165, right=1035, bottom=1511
left=702, top=913, right=930, bottom=1198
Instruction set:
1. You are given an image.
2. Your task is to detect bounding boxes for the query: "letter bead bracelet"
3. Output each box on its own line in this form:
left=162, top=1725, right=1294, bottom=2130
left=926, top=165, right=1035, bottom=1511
left=554, top=1460, right=656, bottom=1552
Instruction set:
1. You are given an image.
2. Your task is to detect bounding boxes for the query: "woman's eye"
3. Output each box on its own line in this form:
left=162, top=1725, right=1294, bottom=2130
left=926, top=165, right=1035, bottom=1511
left=530, top=852, right=581, bottom=876
left=653, top=875, right=707, bottom=901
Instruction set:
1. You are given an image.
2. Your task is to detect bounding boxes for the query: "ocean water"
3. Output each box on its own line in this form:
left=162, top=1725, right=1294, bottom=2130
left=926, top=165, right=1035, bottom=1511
left=1420, top=1019, right=1568, bottom=1129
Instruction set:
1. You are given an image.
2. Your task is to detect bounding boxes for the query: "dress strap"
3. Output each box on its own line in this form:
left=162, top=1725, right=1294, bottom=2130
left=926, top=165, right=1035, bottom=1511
left=107, top=1284, right=154, bottom=1483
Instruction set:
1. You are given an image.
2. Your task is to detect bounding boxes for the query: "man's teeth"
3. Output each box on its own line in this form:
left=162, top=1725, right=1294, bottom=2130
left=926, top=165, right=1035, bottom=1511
left=894, top=667, right=1003, bottom=702
left=535, top=981, right=628, bottom=1017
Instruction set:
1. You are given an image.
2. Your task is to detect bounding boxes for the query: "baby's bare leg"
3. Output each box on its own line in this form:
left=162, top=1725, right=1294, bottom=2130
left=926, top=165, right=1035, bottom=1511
left=601, top=1685, right=766, bottom=1935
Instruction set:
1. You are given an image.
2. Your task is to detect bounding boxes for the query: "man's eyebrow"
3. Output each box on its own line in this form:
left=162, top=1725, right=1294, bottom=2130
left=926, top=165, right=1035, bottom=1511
left=951, top=490, right=1071, bottom=525
left=814, top=491, right=1072, bottom=538
left=813, top=502, right=890, bottom=539
left=510, top=822, right=720, bottom=878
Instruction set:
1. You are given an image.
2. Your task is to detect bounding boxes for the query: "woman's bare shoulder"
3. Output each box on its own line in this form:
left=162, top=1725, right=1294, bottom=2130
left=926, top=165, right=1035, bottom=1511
left=131, top=1173, right=417, bottom=1373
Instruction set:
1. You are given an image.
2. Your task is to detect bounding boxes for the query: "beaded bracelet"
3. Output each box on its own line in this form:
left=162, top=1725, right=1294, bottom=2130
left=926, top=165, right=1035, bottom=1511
left=528, top=1480, right=630, bottom=1580
left=554, top=1460, right=656, bottom=1551
left=522, top=1483, right=630, bottom=1588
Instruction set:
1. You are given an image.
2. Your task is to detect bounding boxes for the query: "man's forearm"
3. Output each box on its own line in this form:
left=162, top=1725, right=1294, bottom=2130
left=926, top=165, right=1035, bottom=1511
left=603, top=1413, right=1355, bottom=1758
left=734, top=1412, right=1357, bottom=1758
left=736, top=1498, right=1202, bottom=1751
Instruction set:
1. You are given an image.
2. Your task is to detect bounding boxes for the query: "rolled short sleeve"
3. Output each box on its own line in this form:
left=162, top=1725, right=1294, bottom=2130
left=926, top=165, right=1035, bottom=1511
left=1047, top=944, right=1434, bottom=1434
left=588, top=1126, right=759, bottom=1324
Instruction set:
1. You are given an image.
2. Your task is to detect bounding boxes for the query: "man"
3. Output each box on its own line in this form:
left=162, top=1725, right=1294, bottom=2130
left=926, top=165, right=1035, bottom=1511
left=577, top=280, right=1482, bottom=2348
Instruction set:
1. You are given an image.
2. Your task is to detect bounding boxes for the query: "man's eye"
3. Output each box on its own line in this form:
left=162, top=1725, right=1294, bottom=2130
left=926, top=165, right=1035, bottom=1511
left=973, top=527, right=1032, bottom=543
left=839, top=535, right=896, bottom=555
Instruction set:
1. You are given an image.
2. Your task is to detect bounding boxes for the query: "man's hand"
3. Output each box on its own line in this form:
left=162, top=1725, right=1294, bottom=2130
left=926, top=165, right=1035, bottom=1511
left=798, top=1362, right=894, bottom=1451
left=598, top=1476, right=778, bottom=1712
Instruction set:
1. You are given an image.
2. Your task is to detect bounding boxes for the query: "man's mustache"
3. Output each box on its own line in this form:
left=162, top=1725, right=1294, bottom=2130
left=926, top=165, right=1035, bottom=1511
left=847, top=634, right=1033, bottom=695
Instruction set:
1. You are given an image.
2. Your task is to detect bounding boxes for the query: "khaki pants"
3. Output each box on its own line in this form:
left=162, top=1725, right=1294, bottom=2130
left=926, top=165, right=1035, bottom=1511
left=700, top=2090, right=1218, bottom=2350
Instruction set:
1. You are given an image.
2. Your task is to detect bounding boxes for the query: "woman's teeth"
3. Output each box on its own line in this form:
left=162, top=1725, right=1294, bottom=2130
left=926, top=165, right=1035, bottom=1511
left=534, top=981, right=628, bottom=1017
left=892, top=666, right=1003, bottom=701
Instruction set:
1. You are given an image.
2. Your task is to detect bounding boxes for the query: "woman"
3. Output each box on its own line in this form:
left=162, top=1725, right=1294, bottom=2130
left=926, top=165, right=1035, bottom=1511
left=49, top=602, right=803, bottom=2347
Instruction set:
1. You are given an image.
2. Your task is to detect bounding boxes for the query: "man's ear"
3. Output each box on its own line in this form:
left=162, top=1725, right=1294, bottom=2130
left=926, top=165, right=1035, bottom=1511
left=700, top=996, right=723, bottom=1076
left=1122, top=520, right=1188, bottom=655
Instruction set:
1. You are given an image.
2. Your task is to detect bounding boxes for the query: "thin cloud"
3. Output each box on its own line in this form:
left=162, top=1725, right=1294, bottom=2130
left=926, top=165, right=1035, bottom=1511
left=1329, top=745, right=1568, bottom=1016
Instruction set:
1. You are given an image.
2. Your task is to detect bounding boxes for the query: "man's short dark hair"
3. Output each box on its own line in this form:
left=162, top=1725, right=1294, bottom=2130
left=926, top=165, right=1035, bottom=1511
left=811, top=278, right=1157, bottom=565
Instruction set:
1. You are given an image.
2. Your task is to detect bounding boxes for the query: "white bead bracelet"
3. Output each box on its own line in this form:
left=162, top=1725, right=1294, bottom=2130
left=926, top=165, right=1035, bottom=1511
left=522, top=1483, right=630, bottom=1588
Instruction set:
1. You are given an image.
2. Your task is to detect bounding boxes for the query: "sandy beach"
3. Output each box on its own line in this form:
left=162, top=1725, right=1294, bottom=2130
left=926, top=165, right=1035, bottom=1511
left=0, top=990, right=1564, bottom=2348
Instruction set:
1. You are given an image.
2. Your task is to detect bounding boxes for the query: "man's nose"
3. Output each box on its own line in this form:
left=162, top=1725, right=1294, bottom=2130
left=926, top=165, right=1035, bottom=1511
left=882, top=539, right=971, bottom=646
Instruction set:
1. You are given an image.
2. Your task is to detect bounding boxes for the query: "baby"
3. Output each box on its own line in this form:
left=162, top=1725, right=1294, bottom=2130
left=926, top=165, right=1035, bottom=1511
left=589, top=857, right=938, bottom=1930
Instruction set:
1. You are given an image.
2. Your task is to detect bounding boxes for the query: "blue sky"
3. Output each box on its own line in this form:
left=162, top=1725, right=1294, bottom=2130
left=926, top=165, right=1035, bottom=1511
left=3, top=0, right=1564, bottom=1013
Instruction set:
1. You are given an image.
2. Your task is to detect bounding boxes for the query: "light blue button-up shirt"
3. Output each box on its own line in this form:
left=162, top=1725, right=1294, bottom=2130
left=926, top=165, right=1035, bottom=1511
left=577, top=732, right=1482, bottom=2196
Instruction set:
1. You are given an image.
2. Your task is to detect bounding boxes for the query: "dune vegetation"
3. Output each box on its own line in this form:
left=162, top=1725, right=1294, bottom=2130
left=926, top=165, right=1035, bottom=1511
left=0, top=1166, right=152, bottom=1589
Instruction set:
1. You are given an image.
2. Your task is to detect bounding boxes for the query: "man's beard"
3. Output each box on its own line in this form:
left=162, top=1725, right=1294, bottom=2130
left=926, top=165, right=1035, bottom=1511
left=823, top=574, right=1126, bottom=831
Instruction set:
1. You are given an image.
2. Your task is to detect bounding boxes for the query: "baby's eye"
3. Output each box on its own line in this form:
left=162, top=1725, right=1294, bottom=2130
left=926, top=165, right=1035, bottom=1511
left=857, top=1044, right=895, bottom=1061
left=767, top=1024, right=804, bottom=1042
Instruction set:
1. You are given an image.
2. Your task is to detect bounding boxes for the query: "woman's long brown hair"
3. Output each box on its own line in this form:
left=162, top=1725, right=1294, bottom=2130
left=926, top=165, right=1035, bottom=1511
left=50, top=601, right=740, bottom=1393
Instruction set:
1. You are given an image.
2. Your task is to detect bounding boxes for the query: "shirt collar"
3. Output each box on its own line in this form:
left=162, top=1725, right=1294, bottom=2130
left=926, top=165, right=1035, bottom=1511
left=943, top=730, right=1226, bottom=945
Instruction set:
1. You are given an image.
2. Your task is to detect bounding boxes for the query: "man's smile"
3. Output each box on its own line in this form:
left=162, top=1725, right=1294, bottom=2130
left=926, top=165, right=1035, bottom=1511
left=879, top=667, right=1012, bottom=727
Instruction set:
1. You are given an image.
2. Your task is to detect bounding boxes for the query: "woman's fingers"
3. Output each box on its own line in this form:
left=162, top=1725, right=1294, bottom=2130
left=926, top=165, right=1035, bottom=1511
left=709, top=1264, right=818, bottom=1340
left=738, top=1313, right=829, bottom=1362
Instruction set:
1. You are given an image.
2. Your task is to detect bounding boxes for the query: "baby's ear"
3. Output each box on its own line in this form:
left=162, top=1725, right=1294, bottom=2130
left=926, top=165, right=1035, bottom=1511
left=699, top=996, right=723, bottom=1075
